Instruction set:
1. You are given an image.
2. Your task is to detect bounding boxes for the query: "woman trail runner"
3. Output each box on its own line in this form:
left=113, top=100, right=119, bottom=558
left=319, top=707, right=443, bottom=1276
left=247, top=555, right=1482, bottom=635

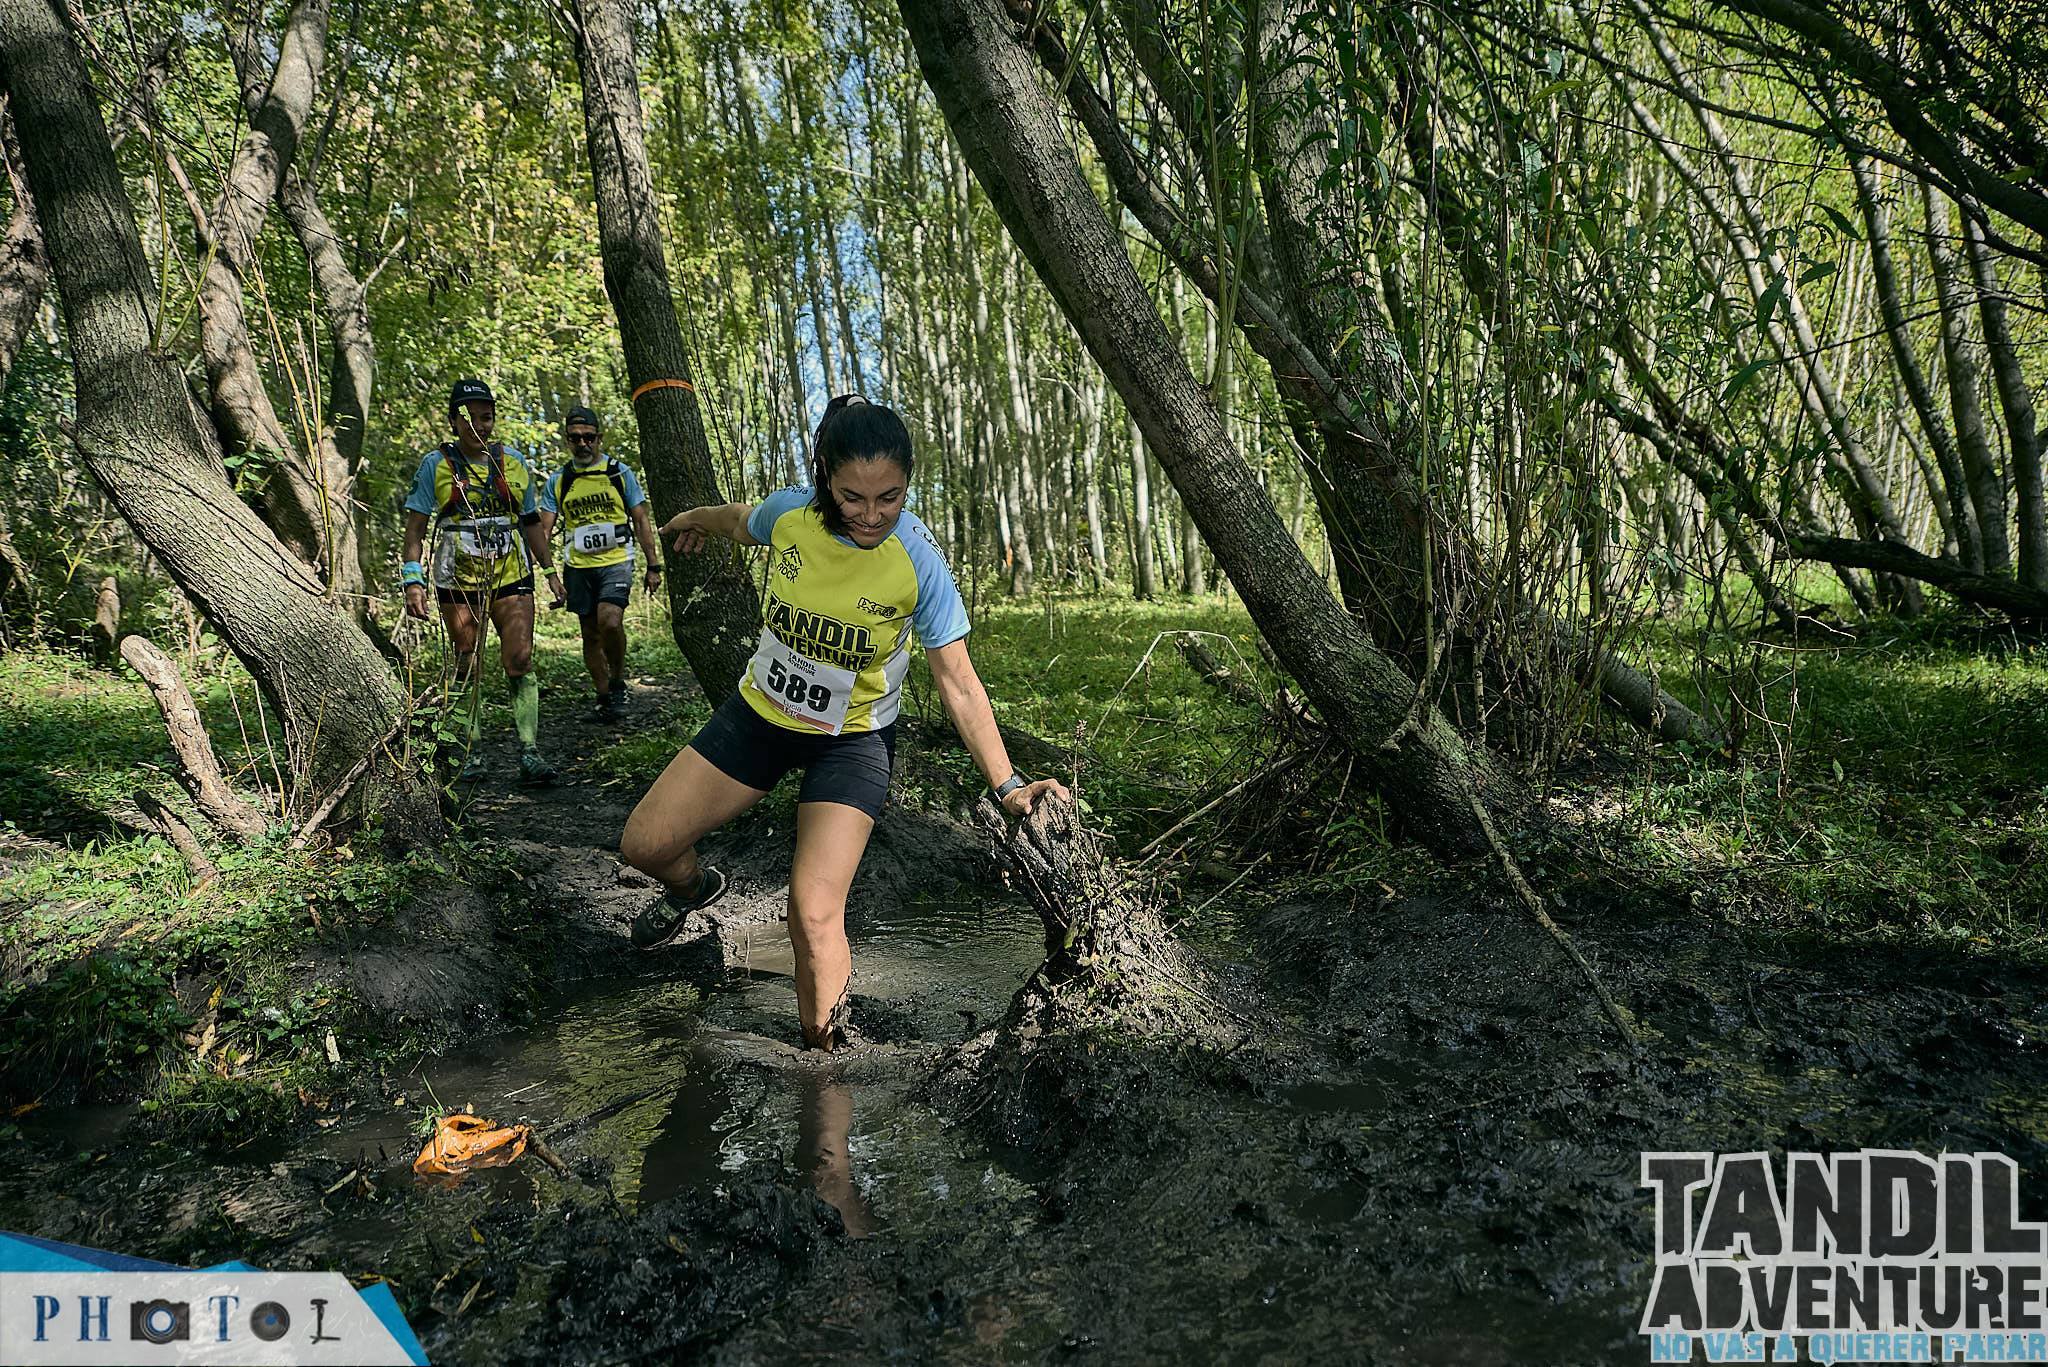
left=620, top=396, right=1067, bottom=1051
left=401, top=378, right=563, bottom=785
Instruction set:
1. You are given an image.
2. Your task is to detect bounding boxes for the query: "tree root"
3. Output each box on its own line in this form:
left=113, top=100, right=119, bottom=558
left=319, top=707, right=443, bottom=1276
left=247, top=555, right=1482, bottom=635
left=931, top=796, right=1250, bottom=1151
left=1465, top=793, right=1641, bottom=1054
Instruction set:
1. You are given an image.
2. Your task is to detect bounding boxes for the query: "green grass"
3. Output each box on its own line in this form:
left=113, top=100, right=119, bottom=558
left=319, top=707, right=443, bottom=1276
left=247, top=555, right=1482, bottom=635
left=1627, top=611, right=2048, bottom=953
left=0, top=648, right=524, bottom=1119
left=5, top=579, right=2043, bottom=1121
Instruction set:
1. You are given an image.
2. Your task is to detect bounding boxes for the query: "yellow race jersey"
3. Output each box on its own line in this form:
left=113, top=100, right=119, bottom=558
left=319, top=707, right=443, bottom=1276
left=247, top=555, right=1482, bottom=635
left=739, top=488, right=970, bottom=735
left=403, top=444, right=542, bottom=592
left=541, top=457, right=649, bottom=570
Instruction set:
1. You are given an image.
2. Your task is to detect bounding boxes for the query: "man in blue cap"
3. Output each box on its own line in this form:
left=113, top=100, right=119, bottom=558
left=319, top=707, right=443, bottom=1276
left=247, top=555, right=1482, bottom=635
left=400, top=379, right=562, bottom=784
left=538, top=406, right=662, bottom=721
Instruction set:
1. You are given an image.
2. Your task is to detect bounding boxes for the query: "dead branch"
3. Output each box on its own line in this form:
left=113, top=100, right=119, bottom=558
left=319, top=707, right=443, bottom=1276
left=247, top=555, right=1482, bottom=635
left=134, top=789, right=217, bottom=888
left=91, top=576, right=119, bottom=662
left=1174, top=634, right=1262, bottom=710
left=119, top=635, right=269, bottom=839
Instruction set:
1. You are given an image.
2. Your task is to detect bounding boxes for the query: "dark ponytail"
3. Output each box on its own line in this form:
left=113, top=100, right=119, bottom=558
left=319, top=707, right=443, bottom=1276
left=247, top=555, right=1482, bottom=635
left=808, top=395, right=915, bottom=535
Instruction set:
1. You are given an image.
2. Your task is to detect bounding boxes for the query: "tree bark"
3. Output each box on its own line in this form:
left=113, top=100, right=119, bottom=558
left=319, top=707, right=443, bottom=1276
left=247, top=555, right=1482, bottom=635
left=1, top=0, right=410, bottom=802
left=135, top=790, right=218, bottom=887
left=566, top=0, right=758, bottom=701
left=900, top=0, right=1502, bottom=857
left=91, top=574, right=119, bottom=662
left=0, top=111, right=48, bottom=398
left=275, top=167, right=377, bottom=596
left=205, top=0, right=363, bottom=601
left=1920, top=179, right=2009, bottom=575
left=1840, top=132, right=1979, bottom=568
left=1128, top=413, right=1157, bottom=599
left=1962, top=212, right=2046, bottom=592
left=120, top=636, right=269, bottom=839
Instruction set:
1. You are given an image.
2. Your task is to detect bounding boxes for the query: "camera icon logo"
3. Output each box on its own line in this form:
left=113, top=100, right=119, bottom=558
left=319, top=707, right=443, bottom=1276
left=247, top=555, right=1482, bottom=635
left=129, top=1298, right=190, bottom=1345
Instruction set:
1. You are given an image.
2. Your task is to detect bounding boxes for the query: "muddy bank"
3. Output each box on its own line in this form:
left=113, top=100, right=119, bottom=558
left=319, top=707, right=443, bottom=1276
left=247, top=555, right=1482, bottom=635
left=9, top=688, right=2048, bottom=1363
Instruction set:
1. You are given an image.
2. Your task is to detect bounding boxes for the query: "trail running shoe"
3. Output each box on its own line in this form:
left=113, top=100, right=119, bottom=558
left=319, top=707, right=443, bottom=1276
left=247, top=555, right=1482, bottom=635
left=597, top=690, right=625, bottom=723
left=456, top=752, right=488, bottom=784
left=517, top=746, right=557, bottom=787
left=631, top=866, right=727, bottom=950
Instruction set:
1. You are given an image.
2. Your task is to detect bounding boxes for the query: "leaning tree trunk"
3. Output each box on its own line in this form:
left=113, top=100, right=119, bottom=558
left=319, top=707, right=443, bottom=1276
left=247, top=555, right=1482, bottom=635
left=203, top=0, right=364, bottom=603
left=900, top=0, right=1502, bottom=857
left=566, top=0, right=757, bottom=701
left=0, top=0, right=410, bottom=806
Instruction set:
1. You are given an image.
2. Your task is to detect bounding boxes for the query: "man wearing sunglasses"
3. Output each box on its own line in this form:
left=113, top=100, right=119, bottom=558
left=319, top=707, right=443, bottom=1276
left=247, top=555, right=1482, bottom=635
left=538, top=407, right=663, bottom=722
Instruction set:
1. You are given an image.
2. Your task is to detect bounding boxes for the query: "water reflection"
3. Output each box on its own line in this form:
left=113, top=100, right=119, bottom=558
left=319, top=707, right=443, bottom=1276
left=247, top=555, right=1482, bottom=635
left=796, top=1071, right=875, bottom=1237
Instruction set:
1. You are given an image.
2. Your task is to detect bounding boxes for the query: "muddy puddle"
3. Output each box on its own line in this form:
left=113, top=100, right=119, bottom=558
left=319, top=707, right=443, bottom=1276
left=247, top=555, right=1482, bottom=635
left=10, top=859, right=2048, bottom=1363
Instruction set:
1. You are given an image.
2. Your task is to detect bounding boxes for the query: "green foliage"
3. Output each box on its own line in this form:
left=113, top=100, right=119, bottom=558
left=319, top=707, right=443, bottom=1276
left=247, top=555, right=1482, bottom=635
left=1629, top=612, right=2048, bottom=952
left=0, top=646, right=519, bottom=1104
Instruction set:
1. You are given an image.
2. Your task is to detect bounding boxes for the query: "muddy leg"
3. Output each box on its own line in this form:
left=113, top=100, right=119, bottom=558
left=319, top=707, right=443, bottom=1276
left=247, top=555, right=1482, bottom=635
left=789, top=801, right=873, bottom=1048
left=596, top=601, right=625, bottom=689
left=438, top=600, right=484, bottom=744
left=577, top=609, right=609, bottom=695
left=620, top=746, right=767, bottom=891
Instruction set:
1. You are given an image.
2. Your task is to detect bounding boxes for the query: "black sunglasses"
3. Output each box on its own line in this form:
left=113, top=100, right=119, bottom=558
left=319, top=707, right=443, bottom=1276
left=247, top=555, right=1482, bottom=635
left=567, top=432, right=599, bottom=444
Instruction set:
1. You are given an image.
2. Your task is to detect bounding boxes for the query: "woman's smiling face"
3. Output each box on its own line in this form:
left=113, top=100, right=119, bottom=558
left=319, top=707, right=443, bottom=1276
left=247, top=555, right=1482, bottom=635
left=829, top=457, right=909, bottom=548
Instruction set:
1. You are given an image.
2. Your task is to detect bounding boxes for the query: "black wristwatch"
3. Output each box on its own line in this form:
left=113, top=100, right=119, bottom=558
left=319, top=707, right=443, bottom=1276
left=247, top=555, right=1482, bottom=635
left=991, top=773, right=1027, bottom=804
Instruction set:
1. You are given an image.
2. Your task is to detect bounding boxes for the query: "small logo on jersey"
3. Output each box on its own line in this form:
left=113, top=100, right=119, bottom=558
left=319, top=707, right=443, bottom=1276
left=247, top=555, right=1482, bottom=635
left=857, top=596, right=897, bottom=619
left=776, top=546, right=803, bottom=581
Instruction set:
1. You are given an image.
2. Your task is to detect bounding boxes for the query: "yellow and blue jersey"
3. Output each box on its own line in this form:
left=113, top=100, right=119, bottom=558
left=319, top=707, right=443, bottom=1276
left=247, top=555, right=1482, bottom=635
left=404, top=445, right=541, bottom=592
left=740, top=487, right=969, bottom=735
left=539, top=457, right=648, bottom=569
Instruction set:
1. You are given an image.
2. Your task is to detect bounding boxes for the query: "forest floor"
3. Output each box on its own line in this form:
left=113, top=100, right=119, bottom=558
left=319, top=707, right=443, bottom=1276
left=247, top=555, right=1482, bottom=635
left=2, top=592, right=2047, bottom=1362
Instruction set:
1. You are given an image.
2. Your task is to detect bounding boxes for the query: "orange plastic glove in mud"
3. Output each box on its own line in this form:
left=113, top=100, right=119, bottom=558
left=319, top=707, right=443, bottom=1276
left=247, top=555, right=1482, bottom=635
left=413, top=1111, right=533, bottom=1184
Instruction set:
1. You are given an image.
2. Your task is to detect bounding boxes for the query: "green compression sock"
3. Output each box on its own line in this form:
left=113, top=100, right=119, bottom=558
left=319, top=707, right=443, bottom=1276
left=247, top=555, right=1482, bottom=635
left=452, top=676, right=483, bottom=745
left=510, top=673, right=540, bottom=748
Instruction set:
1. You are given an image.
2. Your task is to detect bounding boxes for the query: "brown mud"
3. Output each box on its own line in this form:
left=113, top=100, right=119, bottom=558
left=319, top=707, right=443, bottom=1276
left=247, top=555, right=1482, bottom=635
left=5, top=682, right=2048, bottom=1363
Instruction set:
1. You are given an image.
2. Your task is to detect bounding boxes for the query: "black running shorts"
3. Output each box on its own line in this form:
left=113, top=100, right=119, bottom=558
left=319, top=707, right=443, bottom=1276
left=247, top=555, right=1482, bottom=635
left=687, top=692, right=896, bottom=820
left=437, top=574, right=535, bottom=608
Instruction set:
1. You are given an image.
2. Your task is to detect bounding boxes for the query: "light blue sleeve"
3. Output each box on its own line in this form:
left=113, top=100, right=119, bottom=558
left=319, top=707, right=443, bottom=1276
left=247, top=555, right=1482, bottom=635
left=746, top=487, right=812, bottom=544
left=511, top=452, right=540, bottom=516
left=402, top=452, right=440, bottom=516
left=537, top=470, right=561, bottom=516
left=900, top=512, right=969, bottom=649
left=622, top=466, right=647, bottom=510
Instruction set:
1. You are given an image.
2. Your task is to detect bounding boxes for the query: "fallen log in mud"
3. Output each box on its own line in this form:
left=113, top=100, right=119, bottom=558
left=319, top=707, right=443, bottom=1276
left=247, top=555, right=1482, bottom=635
left=933, top=796, right=1256, bottom=1152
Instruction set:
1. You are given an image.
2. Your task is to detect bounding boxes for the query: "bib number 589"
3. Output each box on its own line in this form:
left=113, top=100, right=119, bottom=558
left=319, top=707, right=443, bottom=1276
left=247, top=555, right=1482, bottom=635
left=766, top=659, right=832, bottom=715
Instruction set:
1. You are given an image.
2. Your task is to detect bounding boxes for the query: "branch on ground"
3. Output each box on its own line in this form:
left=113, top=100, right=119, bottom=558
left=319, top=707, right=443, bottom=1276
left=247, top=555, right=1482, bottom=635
left=118, top=636, right=269, bottom=840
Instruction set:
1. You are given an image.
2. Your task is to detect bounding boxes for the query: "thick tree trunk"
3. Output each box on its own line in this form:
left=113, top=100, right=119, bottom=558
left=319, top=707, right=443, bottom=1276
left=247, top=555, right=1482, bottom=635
left=900, top=0, right=1501, bottom=857
left=1, top=0, right=409, bottom=802
left=567, top=0, right=758, bottom=701
left=1246, top=0, right=1439, bottom=655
